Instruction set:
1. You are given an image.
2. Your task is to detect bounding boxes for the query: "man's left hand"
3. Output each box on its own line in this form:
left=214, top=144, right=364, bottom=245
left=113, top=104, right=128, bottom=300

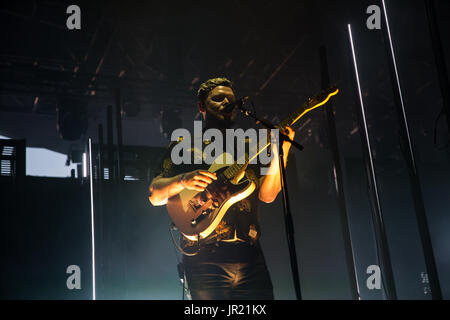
left=281, top=126, right=296, bottom=148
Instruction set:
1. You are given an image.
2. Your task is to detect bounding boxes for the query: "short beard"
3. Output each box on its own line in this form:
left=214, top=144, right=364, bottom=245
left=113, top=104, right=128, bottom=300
left=204, top=109, right=236, bottom=129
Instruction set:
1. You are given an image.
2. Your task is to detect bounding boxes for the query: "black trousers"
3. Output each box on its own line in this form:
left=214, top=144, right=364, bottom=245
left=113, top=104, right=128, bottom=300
left=182, top=241, right=274, bottom=300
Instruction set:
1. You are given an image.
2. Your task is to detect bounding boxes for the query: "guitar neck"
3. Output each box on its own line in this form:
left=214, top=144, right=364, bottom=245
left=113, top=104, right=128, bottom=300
left=223, top=143, right=271, bottom=180
left=278, top=102, right=308, bottom=130
left=223, top=86, right=339, bottom=180
left=223, top=162, right=246, bottom=179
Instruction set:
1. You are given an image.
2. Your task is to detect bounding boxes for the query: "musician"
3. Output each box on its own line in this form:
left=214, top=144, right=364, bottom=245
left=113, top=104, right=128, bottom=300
left=149, top=77, right=295, bottom=300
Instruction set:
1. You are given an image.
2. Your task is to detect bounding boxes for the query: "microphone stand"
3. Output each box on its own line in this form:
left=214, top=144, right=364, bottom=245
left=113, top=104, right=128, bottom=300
left=237, top=103, right=304, bottom=300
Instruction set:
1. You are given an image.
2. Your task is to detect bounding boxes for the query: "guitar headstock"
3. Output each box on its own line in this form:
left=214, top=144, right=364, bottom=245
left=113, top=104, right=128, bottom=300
left=305, top=85, right=339, bottom=109
left=279, top=85, right=339, bottom=129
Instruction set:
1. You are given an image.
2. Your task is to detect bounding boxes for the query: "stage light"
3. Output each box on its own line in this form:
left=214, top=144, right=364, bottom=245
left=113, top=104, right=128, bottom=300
left=82, top=152, right=87, bottom=178
left=347, top=24, right=380, bottom=201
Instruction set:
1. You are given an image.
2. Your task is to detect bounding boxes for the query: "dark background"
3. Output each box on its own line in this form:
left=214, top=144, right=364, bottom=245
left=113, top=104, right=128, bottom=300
left=0, top=0, right=449, bottom=299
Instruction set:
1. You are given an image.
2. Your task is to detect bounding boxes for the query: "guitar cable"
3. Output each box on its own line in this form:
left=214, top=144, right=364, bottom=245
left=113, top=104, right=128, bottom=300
left=169, top=223, right=201, bottom=257
left=169, top=223, right=202, bottom=300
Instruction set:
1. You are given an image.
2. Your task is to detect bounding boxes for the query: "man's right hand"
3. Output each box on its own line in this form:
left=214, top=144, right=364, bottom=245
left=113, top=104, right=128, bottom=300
left=181, top=170, right=217, bottom=192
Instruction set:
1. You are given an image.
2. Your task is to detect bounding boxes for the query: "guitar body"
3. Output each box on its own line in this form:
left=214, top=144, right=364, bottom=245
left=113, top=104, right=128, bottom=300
left=166, top=152, right=257, bottom=241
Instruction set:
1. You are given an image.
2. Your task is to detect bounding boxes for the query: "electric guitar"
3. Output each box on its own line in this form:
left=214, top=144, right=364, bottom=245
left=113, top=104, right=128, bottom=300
left=166, top=86, right=339, bottom=241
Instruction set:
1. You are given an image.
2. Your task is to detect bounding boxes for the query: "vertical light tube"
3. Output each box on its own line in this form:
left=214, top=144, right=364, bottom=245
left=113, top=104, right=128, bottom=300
left=380, top=0, right=442, bottom=299
left=88, top=138, right=96, bottom=300
left=348, top=24, right=398, bottom=299
left=347, top=24, right=383, bottom=220
left=381, top=0, right=416, bottom=171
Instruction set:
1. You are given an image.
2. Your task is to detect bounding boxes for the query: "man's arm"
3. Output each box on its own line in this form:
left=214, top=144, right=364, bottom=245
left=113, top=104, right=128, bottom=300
left=148, top=174, right=185, bottom=206
left=258, top=127, right=295, bottom=203
left=149, top=170, right=217, bottom=206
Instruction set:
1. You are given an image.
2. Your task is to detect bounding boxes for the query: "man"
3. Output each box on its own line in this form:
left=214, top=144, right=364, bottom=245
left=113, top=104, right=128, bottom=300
left=149, top=77, right=295, bottom=300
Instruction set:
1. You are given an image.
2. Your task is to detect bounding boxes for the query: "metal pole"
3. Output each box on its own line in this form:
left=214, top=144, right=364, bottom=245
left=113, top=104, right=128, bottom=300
left=380, top=0, right=442, bottom=299
left=96, top=124, right=105, bottom=298
left=88, top=138, right=96, bottom=300
left=424, top=0, right=450, bottom=136
left=319, top=46, right=360, bottom=300
left=114, top=88, right=128, bottom=298
left=98, top=124, right=105, bottom=181
left=104, top=105, right=115, bottom=298
left=115, top=89, right=124, bottom=182
left=107, top=105, right=115, bottom=181
left=278, top=142, right=303, bottom=300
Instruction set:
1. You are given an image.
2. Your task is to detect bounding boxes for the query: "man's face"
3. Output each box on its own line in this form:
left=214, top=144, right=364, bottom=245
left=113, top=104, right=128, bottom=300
left=202, top=85, right=237, bottom=128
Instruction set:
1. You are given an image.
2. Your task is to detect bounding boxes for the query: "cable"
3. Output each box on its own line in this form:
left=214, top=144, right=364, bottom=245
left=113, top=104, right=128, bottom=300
left=168, top=224, right=185, bottom=300
left=169, top=223, right=200, bottom=257
left=169, top=223, right=201, bottom=300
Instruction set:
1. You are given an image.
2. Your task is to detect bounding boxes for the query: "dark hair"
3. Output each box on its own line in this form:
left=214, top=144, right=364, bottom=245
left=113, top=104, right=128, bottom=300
left=197, top=77, right=233, bottom=105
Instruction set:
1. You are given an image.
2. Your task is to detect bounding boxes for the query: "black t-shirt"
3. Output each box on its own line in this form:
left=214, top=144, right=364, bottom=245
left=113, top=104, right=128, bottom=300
left=154, top=136, right=263, bottom=248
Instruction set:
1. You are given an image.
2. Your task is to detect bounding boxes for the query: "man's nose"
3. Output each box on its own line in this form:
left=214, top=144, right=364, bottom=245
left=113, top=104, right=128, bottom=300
left=219, top=98, right=230, bottom=111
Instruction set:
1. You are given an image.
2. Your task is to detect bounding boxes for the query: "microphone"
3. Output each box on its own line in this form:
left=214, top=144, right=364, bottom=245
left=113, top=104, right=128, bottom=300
left=222, top=96, right=249, bottom=113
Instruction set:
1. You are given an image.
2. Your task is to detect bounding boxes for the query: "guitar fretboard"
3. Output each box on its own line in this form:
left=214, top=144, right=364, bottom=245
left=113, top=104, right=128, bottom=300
left=222, top=86, right=339, bottom=181
left=223, top=163, right=246, bottom=179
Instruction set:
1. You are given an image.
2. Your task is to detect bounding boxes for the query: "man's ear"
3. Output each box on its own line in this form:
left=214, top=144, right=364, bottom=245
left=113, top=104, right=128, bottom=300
left=197, top=101, right=205, bottom=113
